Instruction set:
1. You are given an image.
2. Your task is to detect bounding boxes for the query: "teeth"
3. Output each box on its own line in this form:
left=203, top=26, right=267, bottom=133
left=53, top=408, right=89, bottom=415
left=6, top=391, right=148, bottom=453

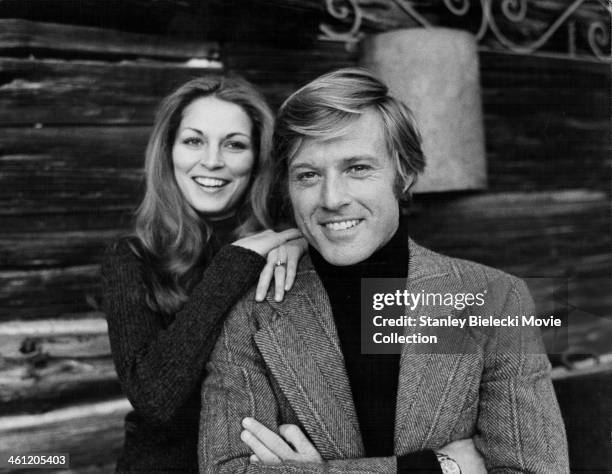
left=193, top=177, right=227, bottom=187
left=324, top=219, right=360, bottom=231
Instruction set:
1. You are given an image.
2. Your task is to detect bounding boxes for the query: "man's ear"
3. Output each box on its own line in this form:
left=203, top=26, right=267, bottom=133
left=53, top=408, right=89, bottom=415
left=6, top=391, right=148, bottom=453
left=395, top=172, right=416, bottom=203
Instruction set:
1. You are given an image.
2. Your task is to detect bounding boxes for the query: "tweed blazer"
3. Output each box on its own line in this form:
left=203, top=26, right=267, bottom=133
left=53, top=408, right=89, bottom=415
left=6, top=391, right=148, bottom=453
left=199, top=239, right=569, bottom=473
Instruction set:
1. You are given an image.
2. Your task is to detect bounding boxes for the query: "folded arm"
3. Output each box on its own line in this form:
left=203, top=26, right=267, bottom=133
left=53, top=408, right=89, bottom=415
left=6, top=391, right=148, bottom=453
left=103, top=243, right=265, bottom=426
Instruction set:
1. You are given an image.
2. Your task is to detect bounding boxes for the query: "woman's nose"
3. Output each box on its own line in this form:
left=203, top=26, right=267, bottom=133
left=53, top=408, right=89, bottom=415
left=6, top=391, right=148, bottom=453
left=199, top=144, right=223, bottom=169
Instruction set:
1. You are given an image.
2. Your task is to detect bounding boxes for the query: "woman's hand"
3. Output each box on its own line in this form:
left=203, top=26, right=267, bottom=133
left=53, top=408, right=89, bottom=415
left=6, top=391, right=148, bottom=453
left=241, top=417, right=322, bottom=465
left=233, top=228, right=301, bottom=257
left=255, top=237, right=308, bottom=302
left=437, top=438, right=486, bottom=474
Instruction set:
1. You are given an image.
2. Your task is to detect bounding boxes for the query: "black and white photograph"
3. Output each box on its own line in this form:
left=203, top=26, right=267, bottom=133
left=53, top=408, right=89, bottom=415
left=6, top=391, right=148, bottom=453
left=0, top=1, right=610, bottom=473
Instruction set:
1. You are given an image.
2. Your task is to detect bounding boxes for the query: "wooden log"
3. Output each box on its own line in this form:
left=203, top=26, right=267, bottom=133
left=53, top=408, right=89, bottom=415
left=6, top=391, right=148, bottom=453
left=0, top=19, right=219, bottom=61
left=1, top=189, right=608, bottom=321
left=0, top=398, right=129, bottom=470
left=0, top=317, right=121, bottom=415
left=480, top=51, right=610, bottom=89
left=0, top=229, right=126, bottom=269
left=410, top=189, right=609, bottom=220
left=223, top=40, right=359, bottom=73
left=0, top=165, right=142, bottom=216
left=190, top=0, right=328, bottom=45
left=224, top=41, right=359, bottom=108
left=0, top=126, right=150, bottom=169
left=0, top=317, right=109, bottom=360
left=0, top=211, right=132, bottom=234
left=0, top=40, right=361, bottom=125
left=478, top=52, right=611, bottom=192
left=408, top=189, right=612, bottom=320
left=0, top=265, right=101, bottom=321
left=0, top=358, right=120, bottom=416
left=0, top=58, right=222, bottom=125
left=0, top=56, right=312, bottom=124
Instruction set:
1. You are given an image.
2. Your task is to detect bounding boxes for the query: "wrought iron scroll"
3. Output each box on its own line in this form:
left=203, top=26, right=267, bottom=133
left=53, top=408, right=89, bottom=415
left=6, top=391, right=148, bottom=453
left=319, top=0, right=612, bottom=61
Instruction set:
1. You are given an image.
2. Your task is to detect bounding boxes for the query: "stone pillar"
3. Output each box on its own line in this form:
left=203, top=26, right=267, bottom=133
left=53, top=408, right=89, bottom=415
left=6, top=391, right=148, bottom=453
left=361, top=27, right=486, bottom=193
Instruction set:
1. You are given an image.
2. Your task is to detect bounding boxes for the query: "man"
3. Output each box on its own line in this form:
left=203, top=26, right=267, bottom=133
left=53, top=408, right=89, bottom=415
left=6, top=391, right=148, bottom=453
left=199, top=68, right=569, bottom=473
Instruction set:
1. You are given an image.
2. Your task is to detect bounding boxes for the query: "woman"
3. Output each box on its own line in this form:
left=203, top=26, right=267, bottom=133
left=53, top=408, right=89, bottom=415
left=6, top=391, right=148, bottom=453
left=102, top=75, right=303, bottom=472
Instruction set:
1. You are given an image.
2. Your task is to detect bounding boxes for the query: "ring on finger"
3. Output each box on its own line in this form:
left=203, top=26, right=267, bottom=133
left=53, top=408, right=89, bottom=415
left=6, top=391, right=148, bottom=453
left=275, top=260, right=286, bottom=267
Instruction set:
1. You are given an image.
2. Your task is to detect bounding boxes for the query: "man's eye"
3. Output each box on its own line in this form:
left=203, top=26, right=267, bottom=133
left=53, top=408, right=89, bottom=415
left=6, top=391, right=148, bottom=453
left=348, top=164, right=372, bottom=174
left=182, top=137, right=203, bottom=147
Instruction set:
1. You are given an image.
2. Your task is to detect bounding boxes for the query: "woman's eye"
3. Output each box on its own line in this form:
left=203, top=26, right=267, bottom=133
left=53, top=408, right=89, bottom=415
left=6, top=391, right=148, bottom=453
left=182, top=137, right=203, bottom=147
left=225, top=141, right=249, bottom=151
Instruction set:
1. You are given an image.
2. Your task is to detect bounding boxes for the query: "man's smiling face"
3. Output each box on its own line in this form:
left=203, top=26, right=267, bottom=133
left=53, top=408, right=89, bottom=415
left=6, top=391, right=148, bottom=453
left=288, top=109, right=400, bottom=266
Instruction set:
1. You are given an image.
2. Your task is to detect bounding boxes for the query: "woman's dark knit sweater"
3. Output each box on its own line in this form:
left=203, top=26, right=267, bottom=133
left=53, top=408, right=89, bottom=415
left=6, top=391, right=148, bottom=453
left=101, top=228, right=265, bottom=472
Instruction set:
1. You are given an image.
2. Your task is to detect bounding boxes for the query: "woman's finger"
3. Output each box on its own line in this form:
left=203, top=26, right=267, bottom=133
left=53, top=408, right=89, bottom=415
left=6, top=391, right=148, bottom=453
left=242, top=418, right=294, bottom=459
left=255, top=262, right=275, bottom=302
left=233, top=228, right=301, bottom=257
left=273, top=264, right=286, bottom=302
left=279, top=424, right=320, bottom=458
left=276, top=228, right=302, bottom=242
left=273, top=245, right=287, bottom=302
left=284, top=244, right=301, bottom=291
left=255, top=249, right=278, bottom=302
left=240, top=430, right=281, bottom=464
left=261, top=228, right=301, bottom=252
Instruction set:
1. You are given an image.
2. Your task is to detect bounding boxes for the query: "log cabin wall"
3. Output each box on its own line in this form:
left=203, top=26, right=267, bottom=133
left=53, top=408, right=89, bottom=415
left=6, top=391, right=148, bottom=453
left=0, top=1, right=610, bottom=472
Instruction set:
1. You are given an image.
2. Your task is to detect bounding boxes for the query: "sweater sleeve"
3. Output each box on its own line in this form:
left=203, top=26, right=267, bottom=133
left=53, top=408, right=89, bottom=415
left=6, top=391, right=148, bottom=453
left=102, top=241, right=266, bottom=427
left=396, top=451, right=442, bottom=473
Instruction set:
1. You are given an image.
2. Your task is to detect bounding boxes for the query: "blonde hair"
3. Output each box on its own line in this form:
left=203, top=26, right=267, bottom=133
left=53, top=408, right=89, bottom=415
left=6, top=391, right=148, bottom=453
left=255, top=67, right=425, bottom=225
left=130, top=75, right=274, bottom=314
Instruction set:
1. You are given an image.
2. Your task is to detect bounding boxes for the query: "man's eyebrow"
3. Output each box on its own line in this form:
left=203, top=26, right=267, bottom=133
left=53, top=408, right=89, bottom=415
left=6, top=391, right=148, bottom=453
left=289, top=154, right=381, bottom=171
left=344, top=154, right=380, bottom=164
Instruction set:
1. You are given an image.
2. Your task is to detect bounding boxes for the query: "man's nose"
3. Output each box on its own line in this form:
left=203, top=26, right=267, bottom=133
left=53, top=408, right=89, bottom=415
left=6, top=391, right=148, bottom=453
left=199, top=144, right=223, bottom=170
left=320, top=175, right=350, bottom=210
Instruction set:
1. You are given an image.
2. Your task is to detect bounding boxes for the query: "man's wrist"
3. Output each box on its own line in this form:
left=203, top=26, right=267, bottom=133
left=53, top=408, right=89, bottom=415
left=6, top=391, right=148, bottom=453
left=435, top=452, right=461, bottom=474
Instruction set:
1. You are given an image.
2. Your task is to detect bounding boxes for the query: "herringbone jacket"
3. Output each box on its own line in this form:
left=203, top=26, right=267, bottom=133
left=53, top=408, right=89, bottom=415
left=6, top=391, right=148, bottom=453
left=199, top=240, right=569, bottom=473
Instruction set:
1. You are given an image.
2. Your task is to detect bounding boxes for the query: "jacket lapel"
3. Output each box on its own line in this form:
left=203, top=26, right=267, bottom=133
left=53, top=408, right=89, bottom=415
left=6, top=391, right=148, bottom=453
left=253, top=241, right=480, bottom=456
left=253, top=258, right=364, bottom=459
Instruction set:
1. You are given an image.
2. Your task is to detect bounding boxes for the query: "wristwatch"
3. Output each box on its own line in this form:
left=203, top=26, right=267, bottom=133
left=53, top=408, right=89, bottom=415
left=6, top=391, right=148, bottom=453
left=435, top=452, right=461, bottom=474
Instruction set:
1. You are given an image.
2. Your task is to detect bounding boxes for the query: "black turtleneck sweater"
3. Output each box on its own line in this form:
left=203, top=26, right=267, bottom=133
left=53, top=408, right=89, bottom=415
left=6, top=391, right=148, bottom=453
left=310, top=217, right=442, bottom=473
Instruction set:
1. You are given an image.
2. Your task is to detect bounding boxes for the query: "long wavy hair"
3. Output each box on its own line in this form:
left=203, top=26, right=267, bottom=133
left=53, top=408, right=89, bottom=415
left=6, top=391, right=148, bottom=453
left=129, top=75, right=274, bottom=315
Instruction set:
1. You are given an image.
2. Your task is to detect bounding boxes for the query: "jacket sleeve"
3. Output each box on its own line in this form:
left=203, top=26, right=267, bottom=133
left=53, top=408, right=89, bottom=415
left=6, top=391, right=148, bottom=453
left=102, top=242, right=266, bottom=427
left=199, top=296, right=424, bottom=474
left=474, top=277, right=569, bottom=473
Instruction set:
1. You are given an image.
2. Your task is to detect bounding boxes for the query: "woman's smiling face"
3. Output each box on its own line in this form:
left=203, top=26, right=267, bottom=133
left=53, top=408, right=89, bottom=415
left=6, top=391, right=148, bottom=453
left=172, top=96, right=255, bottom=219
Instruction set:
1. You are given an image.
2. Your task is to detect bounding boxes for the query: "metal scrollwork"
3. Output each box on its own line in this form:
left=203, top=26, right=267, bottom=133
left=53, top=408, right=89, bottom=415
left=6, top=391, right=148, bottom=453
left=501, top=0, right=528, bottom=22
left=319, top=0, right=364, bottom=42
left=319, top=0, right=612, bottom=61
left=444, top=0, right=471, bottom=16
left=588, top=17, right=611, bottom=59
